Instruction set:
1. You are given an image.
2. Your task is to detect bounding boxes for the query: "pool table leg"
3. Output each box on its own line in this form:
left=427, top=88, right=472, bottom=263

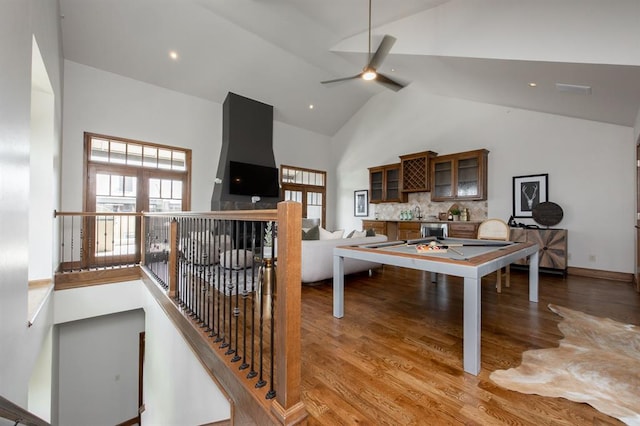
left=529, top=250, right=539, bottom=303
left=463, top=276, right=481, bottom=375
left=333, top=254, right=345, bottom=318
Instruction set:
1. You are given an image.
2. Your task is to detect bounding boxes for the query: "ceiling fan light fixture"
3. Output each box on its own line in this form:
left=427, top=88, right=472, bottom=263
left=320, top=0, right=405, bottom=91
left=362, top=68, right=377, bottom=81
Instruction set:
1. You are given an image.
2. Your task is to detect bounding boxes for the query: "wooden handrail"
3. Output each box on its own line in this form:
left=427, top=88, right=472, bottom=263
left=0, top=395, right=50, bottom=426
left=144, top=209, right=278, bottom=221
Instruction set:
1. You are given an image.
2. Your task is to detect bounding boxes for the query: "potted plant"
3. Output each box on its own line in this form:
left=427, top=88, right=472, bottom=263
left=450, top=207, right=461, bottom=221
left=263, top=221, right=274, bottom=258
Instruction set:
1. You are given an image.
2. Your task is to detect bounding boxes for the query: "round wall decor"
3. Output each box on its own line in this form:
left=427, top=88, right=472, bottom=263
left=532, top=201, right=563, bottom=227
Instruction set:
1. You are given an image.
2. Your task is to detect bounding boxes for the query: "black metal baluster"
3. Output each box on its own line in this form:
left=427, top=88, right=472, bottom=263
left=179, top=217, right=188, bottom=304
left=209, top=218, right=219, bottom=338
left=196, top=217, right=204, bottom=322
left=75, top=216, right=79, bottom=269
left=255, top=255, right=268, bottom=389
left=188, top=217, right=196, bottom=314
left=219, top=220, right=229, bottom=347
left=213, top=219, right=223, bottom=341
left=203, top=218, right=212, bottom=332
left=239, top=220, right=256, bottom=371
left=230, top=220, right=245, bottom=363
left=222, top=219, right=236, bottom=354
left=247, top=258, right=261, bottom=381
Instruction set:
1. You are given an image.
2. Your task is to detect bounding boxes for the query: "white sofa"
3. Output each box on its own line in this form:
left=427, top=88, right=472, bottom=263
left=301, top=235, right=388, bottom=283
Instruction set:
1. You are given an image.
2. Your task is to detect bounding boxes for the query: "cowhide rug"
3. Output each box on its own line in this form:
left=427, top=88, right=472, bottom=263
left=490, top=304, right=640, bottom=425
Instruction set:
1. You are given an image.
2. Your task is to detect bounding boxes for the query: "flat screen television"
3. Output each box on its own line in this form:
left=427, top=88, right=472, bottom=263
left=229, top=161, right=280, bottom=197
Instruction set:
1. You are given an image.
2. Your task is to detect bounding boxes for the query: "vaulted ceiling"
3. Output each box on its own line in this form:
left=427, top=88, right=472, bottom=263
left=59, top=0, right=640, bottom=137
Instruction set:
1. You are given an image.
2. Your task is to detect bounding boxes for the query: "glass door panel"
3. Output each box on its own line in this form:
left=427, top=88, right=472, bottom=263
left=148, top=178, right=183, bottom=212
left=94, top=172, right=138, bottom=259
left=306, top=191, right=323, bottom=226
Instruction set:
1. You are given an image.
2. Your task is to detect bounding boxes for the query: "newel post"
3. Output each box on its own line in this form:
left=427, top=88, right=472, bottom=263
left=168, top=218, right=179, bottom=298
left=271, top=201, right=308, bottom=425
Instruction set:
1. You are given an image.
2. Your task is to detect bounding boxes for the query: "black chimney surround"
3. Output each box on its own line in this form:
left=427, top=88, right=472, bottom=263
left=211, top=92, right=280, bottom=211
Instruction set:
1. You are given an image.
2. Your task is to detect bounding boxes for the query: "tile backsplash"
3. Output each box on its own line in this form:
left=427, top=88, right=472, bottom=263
left=371, top=192, right=488, bottom=222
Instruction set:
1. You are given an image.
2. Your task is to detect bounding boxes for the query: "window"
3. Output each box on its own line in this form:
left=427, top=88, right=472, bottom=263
left=281, top=165, right=326, bottom=226
left=84, top=132, right=191, bottom=262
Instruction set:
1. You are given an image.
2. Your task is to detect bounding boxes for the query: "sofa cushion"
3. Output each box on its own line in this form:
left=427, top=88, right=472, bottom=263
left=350, top=230, right=367, bottom=238
left=302, top=225, right=320, bottom=240
left=221, top=249, right=254, bottom=270
left=319, top=227, right=344, bottom=240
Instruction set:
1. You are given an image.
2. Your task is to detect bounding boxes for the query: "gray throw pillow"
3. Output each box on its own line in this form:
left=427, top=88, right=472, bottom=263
left=365, top=228, right=376, bottom=237
left=302, top=225, right=320, bottom=240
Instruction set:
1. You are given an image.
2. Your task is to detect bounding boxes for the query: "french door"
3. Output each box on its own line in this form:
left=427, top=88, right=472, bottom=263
left=83, top=132, right=191, bottom=267
left=280, top=165, right=326, bottom=226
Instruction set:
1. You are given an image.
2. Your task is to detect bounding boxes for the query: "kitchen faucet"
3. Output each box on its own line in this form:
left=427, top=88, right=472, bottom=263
left=414, top=205, right=423, bottom=220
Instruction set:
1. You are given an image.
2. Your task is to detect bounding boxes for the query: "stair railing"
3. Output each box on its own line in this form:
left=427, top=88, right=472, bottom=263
left=0, top=395, right=50, bottom=426
left=141, top=201, right=307, bottom=425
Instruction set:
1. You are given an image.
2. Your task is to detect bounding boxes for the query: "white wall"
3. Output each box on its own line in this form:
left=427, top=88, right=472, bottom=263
left=331, top=85, right=636, bottom=273
left=54, top=280, right=230, bottom=425
left=29, top=37, right=55, bottom=281
left=0, top=0, right=63, bottom=407
left=57, top=309, right=144, bottom=426
left=62, top=61, right=222, bottom=212
left=141, top=286, right=230, bottom=426
left=62, top=62, right=333, bottom=213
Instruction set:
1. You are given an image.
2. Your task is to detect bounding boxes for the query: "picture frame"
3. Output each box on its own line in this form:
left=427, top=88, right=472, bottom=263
left=354, top=190, right=368, bottom=217
left=512, top=174, right=548, bottom=218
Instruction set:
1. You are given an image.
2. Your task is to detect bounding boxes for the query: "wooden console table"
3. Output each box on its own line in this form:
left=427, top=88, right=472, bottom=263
left=509, top=227, right=567, bottom=274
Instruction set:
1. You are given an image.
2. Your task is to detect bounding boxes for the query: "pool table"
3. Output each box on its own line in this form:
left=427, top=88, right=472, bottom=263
left=332, top=237, right=540, bottom=375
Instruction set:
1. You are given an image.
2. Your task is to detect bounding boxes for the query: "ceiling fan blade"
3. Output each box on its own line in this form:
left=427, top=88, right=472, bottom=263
left=321, top=74, right=362, bottom=85
left=375, top=72, right=406, bottom=91
left=368, top=35, right=396, bottom=70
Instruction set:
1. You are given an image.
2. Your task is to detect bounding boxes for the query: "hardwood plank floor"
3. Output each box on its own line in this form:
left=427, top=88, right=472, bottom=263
left=300, top=266, right=640, bottom=425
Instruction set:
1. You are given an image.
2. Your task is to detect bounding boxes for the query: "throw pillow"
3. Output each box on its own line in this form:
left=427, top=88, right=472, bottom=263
left=365, top=228, right=376, bottom=237
left=350, top=230, right=367, bottom=238
left=319, top=227, right=345, bottom=240
left=221, top=249, right=254, bottom=270
left=346, top=230, right=356, bottom=238
left=302, top=225, right=320, bottom=240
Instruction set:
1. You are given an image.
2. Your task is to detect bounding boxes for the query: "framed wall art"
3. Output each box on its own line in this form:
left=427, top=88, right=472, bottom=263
left=512, top=174, right=548, bottom=218
left=354, top=190, right=368, bottom=217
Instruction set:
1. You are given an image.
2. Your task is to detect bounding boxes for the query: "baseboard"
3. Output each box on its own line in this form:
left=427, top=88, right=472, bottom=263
left=567, top=267, right=634, bottom=282
left=28, top=278, right=52, bottom=288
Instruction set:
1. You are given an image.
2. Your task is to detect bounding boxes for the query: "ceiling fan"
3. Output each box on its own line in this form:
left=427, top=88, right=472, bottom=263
left=321, top=0, right=406, bottom=91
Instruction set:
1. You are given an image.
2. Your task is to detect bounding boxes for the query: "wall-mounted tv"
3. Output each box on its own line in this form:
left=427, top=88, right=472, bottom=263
left=229, top=161, right=280, bottom=198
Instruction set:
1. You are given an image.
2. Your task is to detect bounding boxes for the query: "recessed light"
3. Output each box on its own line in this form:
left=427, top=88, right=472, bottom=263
left=169, top=51, right=178, bottom=60
left=528, top=82, right=537, bottom=87
left=309, top=104, right=314, bottom=110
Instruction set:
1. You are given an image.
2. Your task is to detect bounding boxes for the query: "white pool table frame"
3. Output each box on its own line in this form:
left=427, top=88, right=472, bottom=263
left=332, top=238, right=539, bottom=375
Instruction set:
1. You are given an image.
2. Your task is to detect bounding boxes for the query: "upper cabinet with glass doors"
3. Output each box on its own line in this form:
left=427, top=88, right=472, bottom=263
left=368, top=163, right=407, bottom=204
left=431, top=149, right=489, bottom=201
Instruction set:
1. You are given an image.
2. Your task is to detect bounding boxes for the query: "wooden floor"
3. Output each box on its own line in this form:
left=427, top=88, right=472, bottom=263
left=299, top=266, right=640, bottom=425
